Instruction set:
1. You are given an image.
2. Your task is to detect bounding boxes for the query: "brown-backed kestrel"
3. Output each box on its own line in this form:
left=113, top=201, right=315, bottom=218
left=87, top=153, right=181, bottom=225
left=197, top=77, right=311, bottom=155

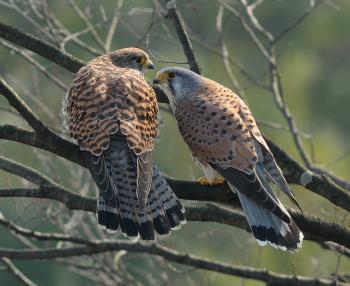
left=63, top=48, right=185, bottom=240
left=153, top=67, right=303, bottom=251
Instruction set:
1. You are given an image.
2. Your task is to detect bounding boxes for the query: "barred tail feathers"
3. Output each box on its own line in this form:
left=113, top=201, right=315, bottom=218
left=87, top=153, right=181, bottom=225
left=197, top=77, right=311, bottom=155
left=236, top=190, right=303, bottom=251
left=85, top=135, right=186, bottom=240
left=213, top=161, right=303, bottom=251
left=96, top=167, right=185, bottom=239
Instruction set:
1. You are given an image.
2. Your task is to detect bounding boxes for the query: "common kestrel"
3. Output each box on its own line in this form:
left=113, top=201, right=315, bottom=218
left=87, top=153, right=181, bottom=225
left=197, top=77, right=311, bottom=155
left=153, top=67, right=303, bottom=251
left=63, top=48, right=185, bottom=240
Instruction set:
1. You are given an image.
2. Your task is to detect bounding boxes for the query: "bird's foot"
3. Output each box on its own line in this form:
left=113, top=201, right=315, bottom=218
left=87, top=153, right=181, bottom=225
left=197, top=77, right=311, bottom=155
left=197, top=176, right=225, bottom=185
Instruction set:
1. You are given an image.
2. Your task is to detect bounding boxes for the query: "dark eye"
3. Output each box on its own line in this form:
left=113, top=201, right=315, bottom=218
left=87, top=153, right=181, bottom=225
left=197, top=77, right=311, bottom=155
left=168, top=72, right=175, bottom=79
left=136, top=57, right=143, bottom=64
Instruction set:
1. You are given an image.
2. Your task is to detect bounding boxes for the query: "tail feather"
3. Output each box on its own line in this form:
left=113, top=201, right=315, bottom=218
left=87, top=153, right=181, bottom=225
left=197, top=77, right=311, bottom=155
left=212, top=159, right=303, bottom=251
left=86, top=136, right=186, bottom=240
left=256, top=142, right=302, bottom=212
left=237, top=190, right=303, bottom=251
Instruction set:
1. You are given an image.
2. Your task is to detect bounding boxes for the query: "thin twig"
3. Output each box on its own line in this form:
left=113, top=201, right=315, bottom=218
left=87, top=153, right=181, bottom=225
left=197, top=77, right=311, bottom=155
left=1, top=258, right=38, bottom=286
left=0, top=39, right=67, bottom=90
left=0, top=216, right=95, bottom=245
left=216, top=5, right=247, bottom=101
left=67, top=0, right=105, bottom=52
left=273, top=0, right=325, bottom=43
left=104, top=0, right=124, bottom=52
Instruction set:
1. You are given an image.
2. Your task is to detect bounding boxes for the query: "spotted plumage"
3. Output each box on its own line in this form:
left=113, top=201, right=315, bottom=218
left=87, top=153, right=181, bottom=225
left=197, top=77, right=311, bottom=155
left=63, top=48, right=186, bottom=239
left=154, top=67, right=303, bottom=251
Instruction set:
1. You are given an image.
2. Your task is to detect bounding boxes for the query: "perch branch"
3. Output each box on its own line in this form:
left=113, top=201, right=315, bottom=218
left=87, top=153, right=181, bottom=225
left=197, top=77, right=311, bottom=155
left=0, top=239, right=343, bottom=286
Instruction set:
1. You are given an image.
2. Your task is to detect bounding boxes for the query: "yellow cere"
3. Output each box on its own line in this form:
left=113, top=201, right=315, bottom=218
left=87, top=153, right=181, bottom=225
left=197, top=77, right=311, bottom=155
left=156, top=71, right=168, bottom=84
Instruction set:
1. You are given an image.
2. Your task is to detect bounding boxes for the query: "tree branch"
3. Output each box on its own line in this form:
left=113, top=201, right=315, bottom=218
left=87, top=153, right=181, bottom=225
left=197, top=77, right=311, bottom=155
left=0, top=77, right=50, bottom=134
left=1, top=258, right=38, bottom=286
left=0, top=184, right=349, bottom=250
left=0, top=216, right=95, bottom=246
left=0, top=239, right=343, bottom=286
left=164, top=1, right=201, bottom=74
left=0, top=21, right=84, bottom=73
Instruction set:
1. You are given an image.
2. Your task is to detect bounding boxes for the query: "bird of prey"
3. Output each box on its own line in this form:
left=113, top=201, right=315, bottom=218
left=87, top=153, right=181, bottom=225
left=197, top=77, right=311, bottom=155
left=63, top=48, right=185, bottom=240
left=153, top=67, right=303, bottom=251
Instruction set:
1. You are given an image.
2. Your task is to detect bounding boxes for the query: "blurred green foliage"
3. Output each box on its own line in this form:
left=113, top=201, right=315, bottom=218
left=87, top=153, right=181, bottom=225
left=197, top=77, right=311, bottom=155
left=0, top=0, right=350, bottom=285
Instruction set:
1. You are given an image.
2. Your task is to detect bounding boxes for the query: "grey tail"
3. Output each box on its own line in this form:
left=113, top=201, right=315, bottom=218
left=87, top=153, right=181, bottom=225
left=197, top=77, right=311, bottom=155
left=212, top=162, right=303, bottom=252
left=237, top=190, right=303, bottom=251
left=85, top=134, right=186, bottom=240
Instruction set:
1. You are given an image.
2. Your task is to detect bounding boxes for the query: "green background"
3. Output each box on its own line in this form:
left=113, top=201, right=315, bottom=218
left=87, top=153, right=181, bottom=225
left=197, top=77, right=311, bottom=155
left=0, top=0, right=349, bottom=285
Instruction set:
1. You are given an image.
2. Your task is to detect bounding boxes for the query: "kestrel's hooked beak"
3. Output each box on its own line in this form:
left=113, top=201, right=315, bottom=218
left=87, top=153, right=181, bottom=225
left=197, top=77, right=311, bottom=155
left=152, top=72, right=166, bottom=86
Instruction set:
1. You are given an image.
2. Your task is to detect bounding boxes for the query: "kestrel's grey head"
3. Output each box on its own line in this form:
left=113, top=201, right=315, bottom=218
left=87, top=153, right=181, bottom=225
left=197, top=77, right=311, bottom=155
left=153, top=67, right=202, bottom=108
left=109, top=47, right=154, bottom=74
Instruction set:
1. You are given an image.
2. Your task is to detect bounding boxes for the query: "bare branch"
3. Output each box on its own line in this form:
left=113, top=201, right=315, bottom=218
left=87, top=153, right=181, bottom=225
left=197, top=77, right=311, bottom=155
left=0, top=216, right=94, bottom=245
left=216, top=5, right=247, bottom=101
left=1, top=258, right=38, bottom=286
left=1, top=120, right=350, bottom=214
left=217, top=0, right=272, bottom=63
left=0, top=77, right=50, bottom=134
left=0, top=181, right=349, bottom=250
left=0, top=21, right=84, bottom=73
left=273, top=0, right=325, bottom=43
left=0, top=155, right=53, bottom=185
left=164, top=1, right=201, bottom=74
left=0, top=39, right=67, bottom=90
left=0, top=239, right=344, bottom=286
left=67, top=0, right=105, bottom=52
left=104, top=0, right=124, bottom=53
left=321, top=242, right=350, bottom=259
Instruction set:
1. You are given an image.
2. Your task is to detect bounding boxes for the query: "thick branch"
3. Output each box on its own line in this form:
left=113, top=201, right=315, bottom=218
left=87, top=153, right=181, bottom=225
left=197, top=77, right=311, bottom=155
left=2, top=123, right=349, bottom=214
left=0, top=125, right=84, bottom=167
left=164, top=1, right=201, bottom=74
left=266, top=139, right=350, bottom=212
left=0, top=77, right=49, bottom=134
left=0, top=240, right=342, bottom=286
left=0, top=21, right=84, bottom=73
left=0, top=185, right=349, bottom=249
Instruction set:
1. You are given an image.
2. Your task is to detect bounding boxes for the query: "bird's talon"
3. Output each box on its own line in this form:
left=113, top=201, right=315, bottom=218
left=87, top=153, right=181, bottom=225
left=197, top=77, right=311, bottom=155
left=212, top=177, right=226, bottom=185
left=197, top=177, right=210, bottom=185
left=197, top=177, right=225, bottom=185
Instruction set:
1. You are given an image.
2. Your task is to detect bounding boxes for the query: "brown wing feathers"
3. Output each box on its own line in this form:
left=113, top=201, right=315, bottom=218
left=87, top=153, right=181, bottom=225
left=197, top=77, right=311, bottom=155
left=66, top=50, right=185, bottom=239
left=174, top=75, right=303, bottom=251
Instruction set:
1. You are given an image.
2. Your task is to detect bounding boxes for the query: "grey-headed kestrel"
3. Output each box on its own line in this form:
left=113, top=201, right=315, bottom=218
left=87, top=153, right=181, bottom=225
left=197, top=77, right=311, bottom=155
left=153, top=67, right=303, bottom=251
left=63, top=48, right=186, bottom=240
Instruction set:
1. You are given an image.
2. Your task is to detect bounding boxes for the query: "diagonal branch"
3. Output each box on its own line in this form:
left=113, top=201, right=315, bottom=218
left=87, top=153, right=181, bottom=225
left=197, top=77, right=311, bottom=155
left=273, top=0, right=325, bottom=43
left=104, top=0, right=124, bottom=53
left=0, top=77, right=49, bottom=134
left=67, top=0, right=105, bottom=52
left=0, top=21, right=84, bottom=73
left=0, top=39, right=67, bottom=90
left=0, top=239, right=343, bottom=286
left=1, top=258, right=38, bottom=286
left=164, top=0, right=201, bottom=74
left=0, top=216, right=94, bottom=246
